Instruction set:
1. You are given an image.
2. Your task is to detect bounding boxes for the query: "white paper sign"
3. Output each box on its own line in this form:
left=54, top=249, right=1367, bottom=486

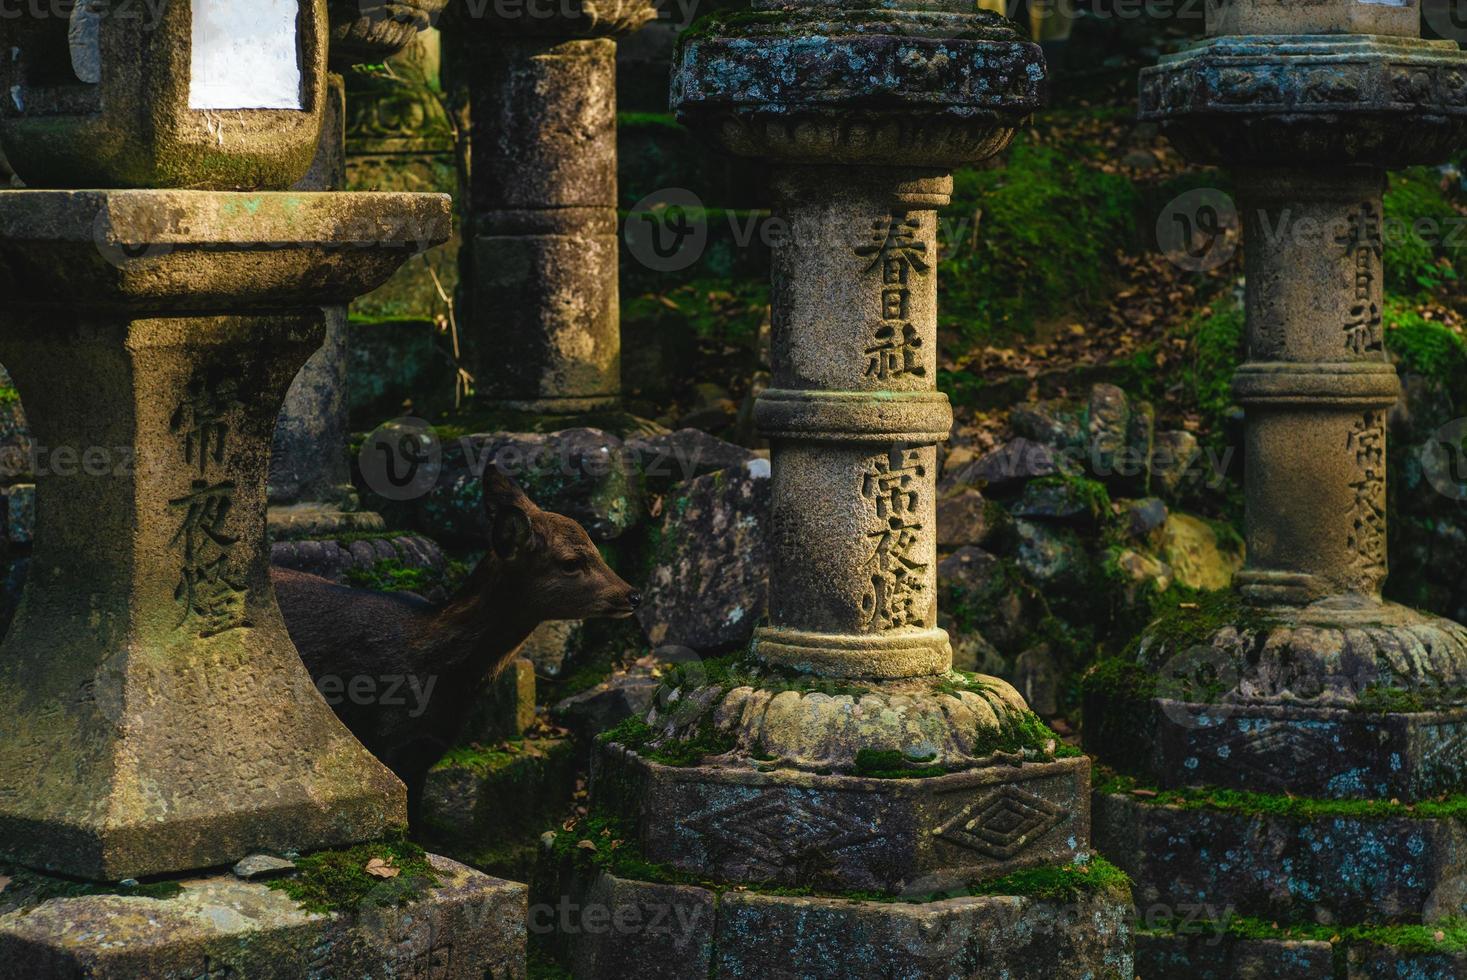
left=188, top=0, right=302, bottom=110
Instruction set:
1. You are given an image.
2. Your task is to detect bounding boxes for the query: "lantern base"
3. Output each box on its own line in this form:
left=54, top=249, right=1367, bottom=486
left=1084, top=593, right=1467, bottom=800
left=536, top=862, right=1132, bottom=980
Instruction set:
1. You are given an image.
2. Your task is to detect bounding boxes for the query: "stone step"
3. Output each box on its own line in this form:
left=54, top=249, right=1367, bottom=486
left=1094, top=787, right=1467, bottom=928
left=534, top=859, right=1134, bottom=980
left=0, top=855, right=525, bottom=980
left=1137, top=926, right=1467, bottom=980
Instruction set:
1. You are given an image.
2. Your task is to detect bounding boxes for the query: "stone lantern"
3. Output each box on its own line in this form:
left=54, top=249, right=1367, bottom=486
left=3, top=0, right=327, bottom=188
left=0, top=2, right=522, bottom=973
left=541, top=3, right=1133, bottom=976
left=1084, top=0, right=1467, bottom=971
left=450, top=0, right=657, bottom=416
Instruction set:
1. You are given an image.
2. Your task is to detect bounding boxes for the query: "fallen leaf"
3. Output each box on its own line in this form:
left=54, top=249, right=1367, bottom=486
left=1436, top=930, right=1446, bottom=942
left=1131, top=789, right=1158, bottom=798
left=0, top=875, right=10, bottom=893
left=365, top=857, right=400, bottom=879
left=577, top=840, right=598, bottom=853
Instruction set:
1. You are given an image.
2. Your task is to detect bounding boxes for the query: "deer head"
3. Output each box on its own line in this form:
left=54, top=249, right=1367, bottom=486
left=481, top=464, right=641, bottom=621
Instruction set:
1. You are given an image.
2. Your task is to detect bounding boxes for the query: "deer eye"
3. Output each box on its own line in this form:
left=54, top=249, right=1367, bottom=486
left=560, top=557, right=583, bottom=573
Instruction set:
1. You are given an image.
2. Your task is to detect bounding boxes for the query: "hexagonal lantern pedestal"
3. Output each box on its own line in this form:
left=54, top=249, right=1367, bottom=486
left=1084, top=0, right=1467, bottom=974
left=538, top=3, right=1134, bottom=977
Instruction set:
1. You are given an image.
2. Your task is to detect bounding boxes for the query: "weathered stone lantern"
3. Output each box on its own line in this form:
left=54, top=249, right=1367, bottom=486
left=0, top=2, right=522, bottom=973
left=1084, top=0, right=1467, bottom=971
left=1114, top=0, right=1467, bottom=800
left=451, top=0, right=657, bottom=415
left=3, top=0, right=327, bottom=188
left=543, top=3, right=1133, bottom=975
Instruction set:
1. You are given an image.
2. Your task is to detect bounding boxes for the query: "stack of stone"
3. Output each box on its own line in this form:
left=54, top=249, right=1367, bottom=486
left=0, top=3, right=521, bottom=974
left=451, top=0, right=656, bottom=418
left=539, top=2, right=1135, bottom=977
left=1084, top=0, right=1467, bottom=975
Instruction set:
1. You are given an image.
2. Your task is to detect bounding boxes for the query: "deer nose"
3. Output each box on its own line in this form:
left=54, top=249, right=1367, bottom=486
left=628, top=592, right=642, bottom=610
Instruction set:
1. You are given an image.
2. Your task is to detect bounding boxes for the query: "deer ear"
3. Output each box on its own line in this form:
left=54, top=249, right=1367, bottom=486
left=483, top=465, right=536, bottom=560
left=491, top=506, right=535, bottom=561
left=482, top=464, right=534, bottom=511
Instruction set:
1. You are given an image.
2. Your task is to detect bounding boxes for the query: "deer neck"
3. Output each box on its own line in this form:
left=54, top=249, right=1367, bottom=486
left=420, top=556, right=541, bottom=682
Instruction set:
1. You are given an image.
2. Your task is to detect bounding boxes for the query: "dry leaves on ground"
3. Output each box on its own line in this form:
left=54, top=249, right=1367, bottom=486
left=364, top=857, right=400, bottom=879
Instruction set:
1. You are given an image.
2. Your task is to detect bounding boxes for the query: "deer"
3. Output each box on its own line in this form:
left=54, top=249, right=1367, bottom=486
left=271, top=465, right=640, bottom=816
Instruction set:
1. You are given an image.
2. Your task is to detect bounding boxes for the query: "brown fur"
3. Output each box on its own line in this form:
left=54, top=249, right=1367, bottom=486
left=272, top=466, right=638, bottom=813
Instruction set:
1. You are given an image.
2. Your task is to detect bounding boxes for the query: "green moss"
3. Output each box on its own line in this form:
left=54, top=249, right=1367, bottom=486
left=0, top=386, right=19, bottom=406
left=1080, top=658, right=1156, bottom=705
left=940, top=134, right=1139, bottom=347
left=1150, top=914, right=1467, bottom=956
left=1354, top=685, right=1429, bottom=714
left=0, top=867, right=183, bottom=910
left=853, top=748, right=946, bottom=779
left=1386, top=297, right=1467, bottom=405
left=616, top=111, right=685, bottom=133
left=967, top=856, right=1131, bottom=904
left=971, top=709, right=1068, bottom=759
left=265, top=834, right=439, bottom=915
left=1130, top=588, right=1274, bottom=667
left=597, top=716, right=736, bottom=767
left=343, top=557, right=471, bottom=597
left=1383, top=166, right=1464, bottom=295
left=1027, top=474, right=1111, bottom=521
left=1095, top=768, right=1467, bottom=822
left=621, top=278, right=769, bottom=347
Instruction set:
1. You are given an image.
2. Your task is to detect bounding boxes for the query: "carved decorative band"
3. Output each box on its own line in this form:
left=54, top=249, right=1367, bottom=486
left=475, top=207, right=618, bottom=237
left=1232, top=363, right=1401, bottom=406
left=1140, top=36, right=1467, bottom=121
left=674, top=36, right=1044, bottom=116
left=754, top=624, right=952, bottom=679
left=756, top=389, right=953, bottom=442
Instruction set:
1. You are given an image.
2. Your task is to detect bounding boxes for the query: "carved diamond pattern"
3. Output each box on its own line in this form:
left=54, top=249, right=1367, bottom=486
left=686, top=794, right=877, bottom=876
left=1423, top=723, right=1467, bottom=769
left=934, top=786, right=1064, bottom=859
left=1214, top=723, right=1331, bottom=789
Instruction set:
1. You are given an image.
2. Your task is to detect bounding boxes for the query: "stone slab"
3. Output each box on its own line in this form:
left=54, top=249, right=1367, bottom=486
left=1136, top=932, right=1334, bottom=979
left=1138, top=930, right=1467, bottom=980
left=1152, top=700, right=1467, bottom=801
left=540, top=866, right=1132, bottom=979
left=1093, top=791, right=1467, bottom=927
left=1138, top=35, right=1467, bottom=169
left=715, top=889, right=1132, bottom=980
left=596, top=745, right=1090, bottom=893
left=0, top=855, right=526, bottom=979
left=0, top=190, right=451, bottom=309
